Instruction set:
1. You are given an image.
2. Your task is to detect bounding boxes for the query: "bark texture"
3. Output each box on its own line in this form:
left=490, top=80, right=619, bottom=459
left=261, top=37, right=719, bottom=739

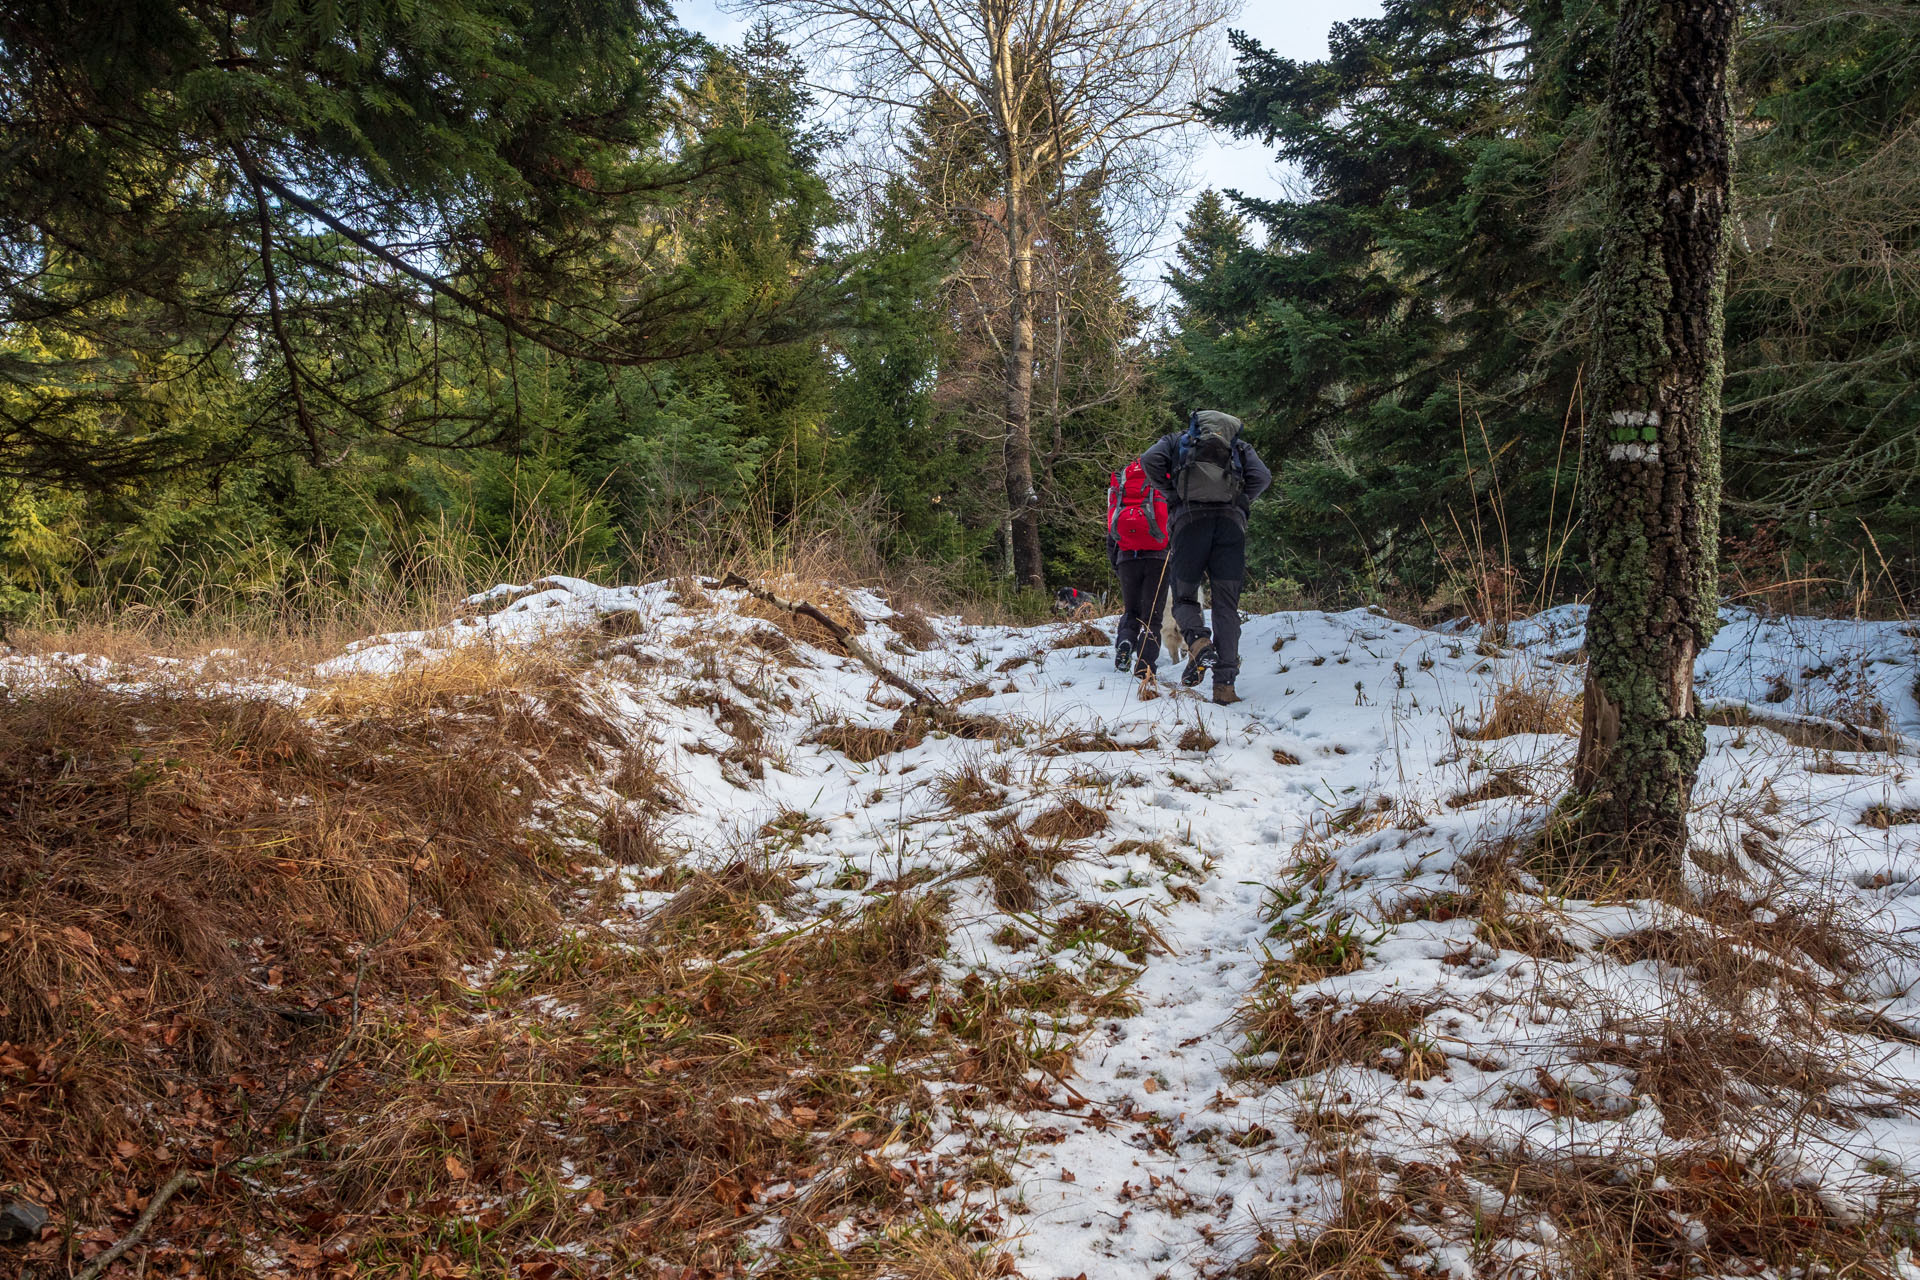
left=1003, top=178, right=1044, bottom=590
left=1573, top=0, right=1735, bottom=867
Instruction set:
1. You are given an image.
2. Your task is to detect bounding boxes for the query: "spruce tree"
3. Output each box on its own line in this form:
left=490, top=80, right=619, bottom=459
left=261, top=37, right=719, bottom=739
left=0, top=0, right=857, bottom=486
left=1182, top=1, right=1605, bottom=598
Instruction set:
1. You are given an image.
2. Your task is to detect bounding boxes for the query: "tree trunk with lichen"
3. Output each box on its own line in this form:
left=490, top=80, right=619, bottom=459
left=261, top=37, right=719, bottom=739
left=1571, top=0, right=1734, bottom=869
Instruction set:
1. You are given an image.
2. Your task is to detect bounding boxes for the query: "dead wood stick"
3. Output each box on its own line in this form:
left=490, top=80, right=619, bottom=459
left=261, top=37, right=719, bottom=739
left=721, top=575, right=945, bottom=709
left=75, top=1170, right=199, bottom=1280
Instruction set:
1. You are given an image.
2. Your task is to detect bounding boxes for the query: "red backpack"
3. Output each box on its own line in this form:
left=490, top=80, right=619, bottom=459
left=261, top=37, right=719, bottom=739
left=1107, top=459, right=1170, bottom=552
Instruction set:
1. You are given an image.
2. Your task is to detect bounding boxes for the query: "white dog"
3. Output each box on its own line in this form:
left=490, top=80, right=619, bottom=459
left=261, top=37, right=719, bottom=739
left=1159, top=583, right=1208, bottom=665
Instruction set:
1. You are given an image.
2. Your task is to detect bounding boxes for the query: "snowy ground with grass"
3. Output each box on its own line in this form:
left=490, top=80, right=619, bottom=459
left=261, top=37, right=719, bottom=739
left=8, top=576, right=1920, bottom=1278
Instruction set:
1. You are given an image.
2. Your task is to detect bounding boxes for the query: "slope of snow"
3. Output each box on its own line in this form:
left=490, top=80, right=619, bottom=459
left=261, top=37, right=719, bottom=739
left=18, top=580, right=1919, bottom=1274
left=1491, top=603, right=1920, bottom=741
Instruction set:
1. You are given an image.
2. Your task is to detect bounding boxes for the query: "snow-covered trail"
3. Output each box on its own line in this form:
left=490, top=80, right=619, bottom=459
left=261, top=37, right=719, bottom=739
left=934, top=610, right=1524, bottom=1276
left=299, top=579, right=1920, bottom=1275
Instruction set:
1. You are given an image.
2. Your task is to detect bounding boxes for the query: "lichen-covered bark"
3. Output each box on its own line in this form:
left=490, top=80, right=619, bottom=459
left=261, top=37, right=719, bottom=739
left=1573, top=0, right=1734, bottom=868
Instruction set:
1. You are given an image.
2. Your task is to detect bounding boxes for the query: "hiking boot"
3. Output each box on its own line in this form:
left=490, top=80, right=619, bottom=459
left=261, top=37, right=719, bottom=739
left=1212, top=681, right=1242, bottom=706
left=1132, top=660, right=1157, bottom=681
left=1114, top=638, right=1134, bottom=672
left=1180, top=638, right=1215, bottom=687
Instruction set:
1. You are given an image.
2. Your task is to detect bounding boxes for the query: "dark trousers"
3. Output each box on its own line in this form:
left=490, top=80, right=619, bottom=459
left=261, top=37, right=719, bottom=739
left=1114, top=556, right=1171, bottom=671
left=1170, top=515, right=1245, bottom=682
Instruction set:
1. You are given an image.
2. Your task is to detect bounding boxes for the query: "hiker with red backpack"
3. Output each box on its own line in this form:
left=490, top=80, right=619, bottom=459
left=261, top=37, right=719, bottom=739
left=1140, top=410, right=1273, bottom=704
left=1106, top=458, right=1173, bottom=677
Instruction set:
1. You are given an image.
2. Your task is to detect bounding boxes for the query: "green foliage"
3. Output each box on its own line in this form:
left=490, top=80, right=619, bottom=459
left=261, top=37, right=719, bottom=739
left=1162, top=0, right=1601, bottom=602
left=1164, top=0, right=1920, bottom=606
left=828, top=184, right=982, bottom=563
left=0, top=0, right=858, bottom=487
left=1724, top=1, right=1920, bottom=568
left=8, top=1, right=1916, bottom=624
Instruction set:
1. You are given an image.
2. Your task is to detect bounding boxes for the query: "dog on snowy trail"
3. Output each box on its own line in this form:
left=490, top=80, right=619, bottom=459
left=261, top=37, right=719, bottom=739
left=1053, top=586, right=1100, bottom=617
left=1160, top=584, right=1207, bottom=663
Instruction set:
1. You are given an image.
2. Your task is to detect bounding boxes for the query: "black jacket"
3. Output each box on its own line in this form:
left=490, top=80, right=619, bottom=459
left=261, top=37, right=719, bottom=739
left=1140, top=429, right=1273, bottom=534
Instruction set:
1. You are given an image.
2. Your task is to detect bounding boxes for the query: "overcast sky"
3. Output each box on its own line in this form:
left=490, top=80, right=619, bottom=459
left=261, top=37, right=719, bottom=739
left=674, top=0, right=1384, bottom=284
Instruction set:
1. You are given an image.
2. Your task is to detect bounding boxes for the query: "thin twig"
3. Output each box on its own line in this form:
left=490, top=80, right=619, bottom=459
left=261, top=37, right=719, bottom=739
left=295, top=893, right=417, bottom=1144
left=74, top=1170, right=200, bottom=1280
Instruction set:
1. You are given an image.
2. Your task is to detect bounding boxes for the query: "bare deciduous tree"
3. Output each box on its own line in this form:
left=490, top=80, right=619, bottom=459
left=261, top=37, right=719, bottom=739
left=755, top=0, right=1239, bottom=589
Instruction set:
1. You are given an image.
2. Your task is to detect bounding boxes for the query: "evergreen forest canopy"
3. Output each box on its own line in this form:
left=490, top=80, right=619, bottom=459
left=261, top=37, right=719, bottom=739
left=0, top=0, right=1915, bottom=622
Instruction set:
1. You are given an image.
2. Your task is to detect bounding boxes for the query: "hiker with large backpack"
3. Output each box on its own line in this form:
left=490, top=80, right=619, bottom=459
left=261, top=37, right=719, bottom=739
left=1106, top=458, right=1173, bottom=677
left=1140, top=410, right=1273, bottom=705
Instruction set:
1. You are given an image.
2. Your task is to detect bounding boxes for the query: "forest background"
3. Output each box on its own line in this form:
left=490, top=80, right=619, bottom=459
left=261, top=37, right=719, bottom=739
left=2, top=0, right=1915, bottom=634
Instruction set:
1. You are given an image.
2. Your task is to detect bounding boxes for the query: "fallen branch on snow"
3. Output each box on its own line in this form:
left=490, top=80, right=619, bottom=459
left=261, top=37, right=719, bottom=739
left=719, top=575, right=946, bottom=710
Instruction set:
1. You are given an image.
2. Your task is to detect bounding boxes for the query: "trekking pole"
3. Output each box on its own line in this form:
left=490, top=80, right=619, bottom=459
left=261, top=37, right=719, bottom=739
left=1116, top=549, right=1176, bottom=716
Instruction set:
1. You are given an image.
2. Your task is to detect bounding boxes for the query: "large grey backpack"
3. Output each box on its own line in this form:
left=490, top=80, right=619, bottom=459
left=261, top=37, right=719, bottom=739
left=1173, top=410, right=1246, bottom=505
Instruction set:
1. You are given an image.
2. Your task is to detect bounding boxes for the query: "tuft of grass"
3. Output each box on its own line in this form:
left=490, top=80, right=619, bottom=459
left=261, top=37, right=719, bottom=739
left=1862, top=803, right=1920, bottom=829
left=599, top=799, right=669, bottom=865
left=1266, top=915, right=1373, bottom=985
left=1237, top=991, right=1435, bottom=1084
left=1039, top=727, right=1154, bottom=755
left=935, top=760, right=1010, bottom=815
left=1445, top=1146, right=1918, bottom=1280
left=1051, top=621, right=1108, bottom=649
left=968, top=826, right=1073, bottom=912
left=1026, top=796, right=1110, bottom=841
left=642, top=854, right=797, bottom=951
left=886, top=606, right=942, bottom=651
left=737, top=573, right=870, bottom=647
left=609, top=740, right=684, bottom=811
left=812, top=717, right=925, bottom=763
left=1178, top=724, right=1219, bottom=752
left=1050, top=902, right=1170, bottom=964
left=1446, top=767, right=1533, bottom=808
left=1238, top=1167, right=1411, bottom=1278
left=1456, top=673, right=1581, bottom=739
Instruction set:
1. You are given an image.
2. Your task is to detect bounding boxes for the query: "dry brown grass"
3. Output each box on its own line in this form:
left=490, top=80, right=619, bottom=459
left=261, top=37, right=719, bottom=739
left=967, top=826, right=1075, bottom=912
left=1025, top=796, right=1110, bottom=841
left=1444, top=1145, right=1915, bottom=1280
left=1037, top=726, right=1154, bottom=755
left=1178, top=724, right=1220, bottom=752
left=812, top=717, right=927, bottom=763
left=642, top=854, right=799, bottom=951
left=0, top=641, right=626, bottom=1246
left=599, top=798, right=669, bottom=865
left=1446, top=767, right=1534, bottom=808
left=935, top=760, right=1011, bottom=815
left=1238, top=1165, right=1413, bottom=1278
left=1238, top=991, right=1437, bottom=1084
left=1456, top=837, right=1581, bottom=960
left=1862, top=803, right=1920, bottom=830
left=1050, top=621, right=1107, bottom=650
left=298, top=887, right=966, bottom=1270
left=737, top=573, right=869, bottom=646
left=812, top=707, right=1014, bottom=765
left=1050, top=902, right=1170, bottom=964
left=887, top=607, right=942, bottom=651
left=1456, top=673, right=1581, bottom=739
